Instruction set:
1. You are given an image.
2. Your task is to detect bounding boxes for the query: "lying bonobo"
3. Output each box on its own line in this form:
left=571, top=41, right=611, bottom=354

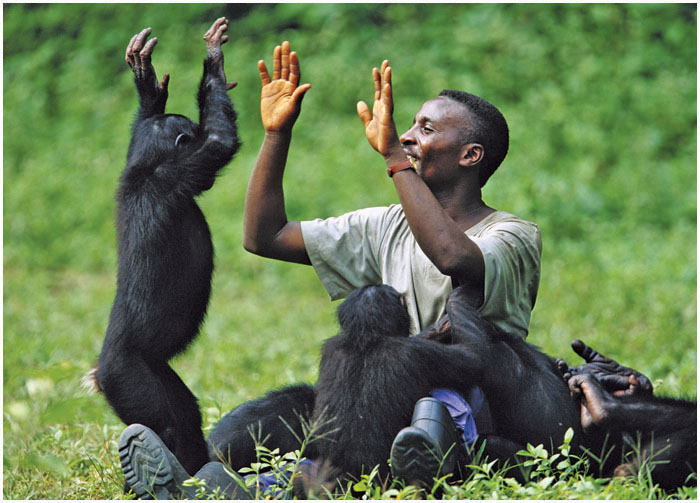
left=560, top=340, right=696, bottom=490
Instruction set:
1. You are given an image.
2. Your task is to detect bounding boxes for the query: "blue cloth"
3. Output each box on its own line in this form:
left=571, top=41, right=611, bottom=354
left=431, top=387, right=491, bottom=445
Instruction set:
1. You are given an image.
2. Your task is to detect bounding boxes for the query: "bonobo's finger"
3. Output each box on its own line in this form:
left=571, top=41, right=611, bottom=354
left=357, top=101, right=372, bottom=127
left=258, top=60, right=271, bottom=86
left=204, top=17, right=227, bottom=40
left=556, top=358, right=569, bottom=378
left=159, top=74, right=170, bottom=92
left=141, top=37, right=158, bottom=59
left=571, top=339, right=602, bottom=363
left=226, top=81, right=238, bottom=90
left=126, top=32, right=140, bottom=63
left=132, top=27, right=152, bottom=54
left=221, top=35, right=229, bottom=44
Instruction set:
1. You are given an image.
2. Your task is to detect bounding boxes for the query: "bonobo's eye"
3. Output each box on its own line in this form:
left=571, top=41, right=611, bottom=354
left=175, top=133, right=191, bottom=147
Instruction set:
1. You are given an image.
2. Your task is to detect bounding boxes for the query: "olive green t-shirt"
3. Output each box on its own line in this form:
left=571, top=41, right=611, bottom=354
left=300, top=205, right=541, bottom=337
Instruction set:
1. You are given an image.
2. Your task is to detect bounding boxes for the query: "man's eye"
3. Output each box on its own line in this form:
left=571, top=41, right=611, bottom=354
left=421, top=127, right=433, bottom=134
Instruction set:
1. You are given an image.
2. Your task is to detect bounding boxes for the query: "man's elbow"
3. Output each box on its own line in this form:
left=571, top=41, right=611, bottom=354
left=242, top=234, right=267, bottom=257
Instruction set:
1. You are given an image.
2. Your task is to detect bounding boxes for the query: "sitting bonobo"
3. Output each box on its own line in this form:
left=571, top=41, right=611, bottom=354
left=87, top=17, right=240, bottom=478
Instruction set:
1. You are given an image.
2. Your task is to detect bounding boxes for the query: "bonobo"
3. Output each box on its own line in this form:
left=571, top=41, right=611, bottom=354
left=87, top=18, right=240, bottom=475
left=561, top=341, right=696, bottom=490
left=308, top=285, right=487, bottom=484
left=428, top=292, right=696, bottom=490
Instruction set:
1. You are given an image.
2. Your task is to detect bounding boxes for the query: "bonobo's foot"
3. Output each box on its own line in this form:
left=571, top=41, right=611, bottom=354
left=119, top=424, right=195, bottom=500
left=390, top=398, right=460, bottom=487
left=561, top=339, right=653, bottom=396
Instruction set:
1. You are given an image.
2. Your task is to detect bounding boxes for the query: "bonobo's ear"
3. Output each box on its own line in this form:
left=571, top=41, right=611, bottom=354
left=175, top=133, right=191, bottom=147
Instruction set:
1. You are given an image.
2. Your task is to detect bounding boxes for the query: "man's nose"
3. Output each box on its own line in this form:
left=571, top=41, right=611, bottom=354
left=399, top=126, right=416, bottom=146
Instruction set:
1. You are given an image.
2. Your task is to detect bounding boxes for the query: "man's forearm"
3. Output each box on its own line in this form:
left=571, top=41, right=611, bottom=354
left=390, top=168, right=485, bottom=288
left=243, top=131, right=293, bottom=254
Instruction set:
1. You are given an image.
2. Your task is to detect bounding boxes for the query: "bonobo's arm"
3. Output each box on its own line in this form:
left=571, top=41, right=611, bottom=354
left=557, top=339, right=652, bottom=396
left=126, top=28, right=170, bottom=120
left=191, top=17, right=240, bottom=170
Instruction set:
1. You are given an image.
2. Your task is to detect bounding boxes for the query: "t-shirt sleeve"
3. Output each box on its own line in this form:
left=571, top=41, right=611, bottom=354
left=300, top=207, right=388, bottom=300
left=471, top=220, right=542, bottom=338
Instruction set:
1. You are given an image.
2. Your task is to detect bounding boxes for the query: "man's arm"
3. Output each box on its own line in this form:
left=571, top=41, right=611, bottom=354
left=356, top=62, right=485, bottom=290
left=243, top=41, right=311, bottom=264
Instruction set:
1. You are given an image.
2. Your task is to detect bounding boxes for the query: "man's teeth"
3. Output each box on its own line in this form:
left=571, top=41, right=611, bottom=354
left=408, top=156, right=418, bottom=169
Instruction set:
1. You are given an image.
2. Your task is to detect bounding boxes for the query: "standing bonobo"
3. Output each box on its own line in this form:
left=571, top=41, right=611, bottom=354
left=90, top=18, right=240, bottom=475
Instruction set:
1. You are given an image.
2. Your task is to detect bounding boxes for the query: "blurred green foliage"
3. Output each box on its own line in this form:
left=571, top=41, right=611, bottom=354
left=3, top=3, right=696, bottom=499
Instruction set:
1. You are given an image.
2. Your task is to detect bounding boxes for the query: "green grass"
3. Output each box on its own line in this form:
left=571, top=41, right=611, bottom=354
left=3, top=4, right=696, bottom=499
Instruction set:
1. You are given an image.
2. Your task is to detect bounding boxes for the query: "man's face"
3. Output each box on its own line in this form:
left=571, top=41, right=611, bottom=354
left=399, top=97, right=471, bottom=186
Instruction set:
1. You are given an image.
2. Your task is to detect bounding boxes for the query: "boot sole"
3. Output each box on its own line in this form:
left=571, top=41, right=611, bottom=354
left=390, top=427, right=442, bottom=487
left=119, top=424, right=189, bottom=500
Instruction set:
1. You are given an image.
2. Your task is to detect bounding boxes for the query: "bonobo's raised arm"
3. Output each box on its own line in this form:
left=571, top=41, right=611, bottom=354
left=196, top=17, right=239, bottom=164
left=126, top=28, right=170, bottom=120
left=557, top=339, right=653, bottom=396
left=123, top=18, right=240, bottom=198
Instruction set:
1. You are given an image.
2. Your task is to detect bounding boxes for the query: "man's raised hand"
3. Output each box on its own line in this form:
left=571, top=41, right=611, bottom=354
left=357, top=60, right=403, bottom=162
left=258, top=41, right=311, bottom=133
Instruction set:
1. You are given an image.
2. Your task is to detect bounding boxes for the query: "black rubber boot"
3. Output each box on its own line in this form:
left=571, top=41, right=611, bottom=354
left=390, top=397, right=461, bottom=487
left=119, top=424, right=197, bottom=499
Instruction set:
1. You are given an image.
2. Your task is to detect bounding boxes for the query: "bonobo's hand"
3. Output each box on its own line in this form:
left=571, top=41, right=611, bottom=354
left=567, top=373, right=614, bottom=431
left=357, top=60, right=405, bottom=165
left=558, top=339, right=653, bottom=396
left=417, top=314, right=452, bottom=344
left=126, top=27, right=169, bottom=103
left=203, top=17, right=236, bottom=91
left=258, top=41, right=311, bottom=133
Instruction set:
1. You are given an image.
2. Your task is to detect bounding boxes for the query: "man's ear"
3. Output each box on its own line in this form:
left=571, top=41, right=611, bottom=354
left=459, top=143, right=484, bottom=167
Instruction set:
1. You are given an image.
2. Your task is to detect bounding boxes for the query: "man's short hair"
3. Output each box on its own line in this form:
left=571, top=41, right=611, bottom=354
left=439, top=89, right=509, bottom=187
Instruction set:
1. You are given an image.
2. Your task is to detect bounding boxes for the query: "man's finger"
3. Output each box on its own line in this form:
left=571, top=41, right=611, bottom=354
left=289, top=51, right=301, bottom=87
left=281, top=41, right=290, bottom=81
left=357, top=101, right=372, bottom=127
left=292, top=83, right=311, bottom=105
left=372, top=67, right=381, bottom=102
left=258, top=60, right=271, bottom=86
left=272, top=45, right=281, bottom=81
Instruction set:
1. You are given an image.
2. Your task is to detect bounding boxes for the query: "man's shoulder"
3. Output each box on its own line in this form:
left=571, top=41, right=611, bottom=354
left=470, top=210, right=542, bottom=250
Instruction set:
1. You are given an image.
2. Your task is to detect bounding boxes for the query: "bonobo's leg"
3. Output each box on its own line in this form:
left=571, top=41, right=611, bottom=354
left=557, top=340, right=653, bottom=396
left=97, top=348, right=209, bottom=474
left=126, top=27, right=170, bottom=119
left=208, top=384, right=317, bottom=469
left=568, top=373, right=697, bottom=490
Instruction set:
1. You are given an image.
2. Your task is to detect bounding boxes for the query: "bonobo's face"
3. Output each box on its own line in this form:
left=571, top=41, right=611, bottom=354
left=399, top=97, right=472, bottom=187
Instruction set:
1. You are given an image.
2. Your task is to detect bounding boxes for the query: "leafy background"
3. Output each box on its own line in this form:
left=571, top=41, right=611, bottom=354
left=3, top=3, right=696, bottom=499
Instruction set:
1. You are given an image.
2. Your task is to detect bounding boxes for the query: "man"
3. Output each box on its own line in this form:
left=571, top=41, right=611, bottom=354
left=119, top=41, right=541, bottom=497
left=242, top=41, right=541, bottom=481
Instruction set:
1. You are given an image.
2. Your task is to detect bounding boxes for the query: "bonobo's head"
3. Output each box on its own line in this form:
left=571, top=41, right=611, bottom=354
left=127, top=113, right=199, bottom=168
left=399, top=90, right=508, bottom=189
left=337, top=285, right=410, bottom=340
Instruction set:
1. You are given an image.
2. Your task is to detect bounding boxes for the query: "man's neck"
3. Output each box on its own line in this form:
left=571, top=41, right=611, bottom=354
left=434, top=186, right=495, bottom=232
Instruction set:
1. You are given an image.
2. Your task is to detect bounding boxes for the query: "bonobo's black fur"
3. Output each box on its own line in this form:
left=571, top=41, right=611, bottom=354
left=208, top=384, right=317, bottom=468
left=311, top=285, right=481, bottom=480
left=439, top=287, right=582, bottom=454
left=432, top=287, right=696, bottom=490
left=93, top=22, right=239, bottom=475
